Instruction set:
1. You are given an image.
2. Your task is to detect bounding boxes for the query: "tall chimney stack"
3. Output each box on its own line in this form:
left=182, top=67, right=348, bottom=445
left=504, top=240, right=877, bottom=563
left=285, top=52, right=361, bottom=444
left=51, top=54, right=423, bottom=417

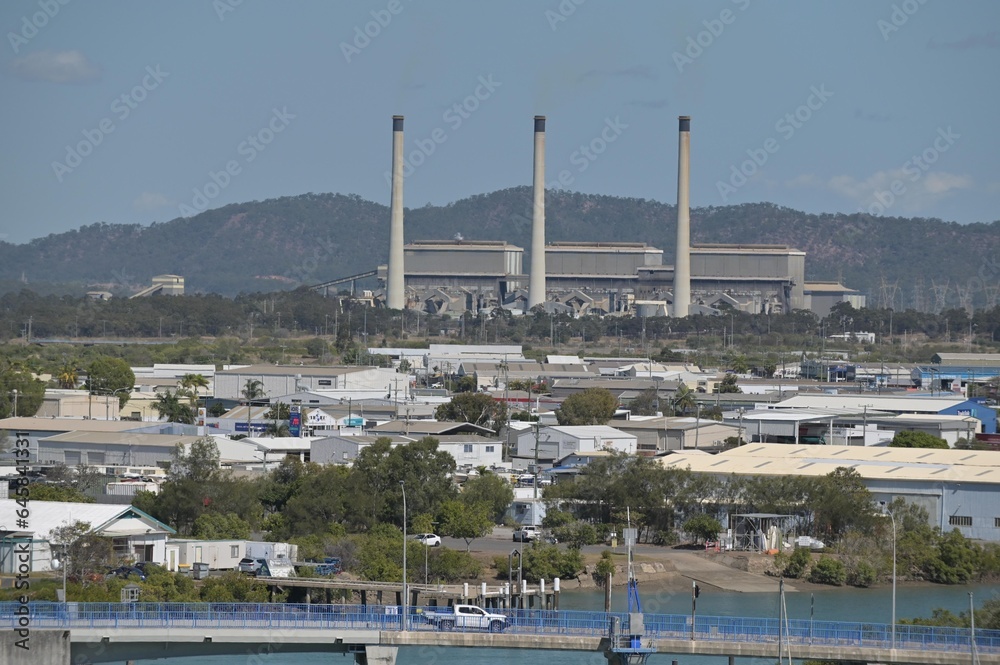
left=387, top=115, right=405, bottom=310
left=673, top=115, right=691, bottom=318
left=528, top=115, right=546, bottom=309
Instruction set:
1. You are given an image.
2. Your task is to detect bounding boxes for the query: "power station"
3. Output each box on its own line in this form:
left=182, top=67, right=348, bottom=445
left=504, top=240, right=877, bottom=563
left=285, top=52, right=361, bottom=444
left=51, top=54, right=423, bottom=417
left=367, top=114, right=863, bottom=318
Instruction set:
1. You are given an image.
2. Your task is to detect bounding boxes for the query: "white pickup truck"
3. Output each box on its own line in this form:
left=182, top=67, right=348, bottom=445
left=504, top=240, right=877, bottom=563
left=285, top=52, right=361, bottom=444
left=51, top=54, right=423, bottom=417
left=422, top=604, right=508, bottom=632
left=512, top=525, right=541, bottom=542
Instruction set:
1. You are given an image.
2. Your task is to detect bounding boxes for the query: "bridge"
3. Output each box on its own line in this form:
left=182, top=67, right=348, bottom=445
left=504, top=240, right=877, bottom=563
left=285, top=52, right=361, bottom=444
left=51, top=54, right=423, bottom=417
left=2, top=602, right=998, bottom=665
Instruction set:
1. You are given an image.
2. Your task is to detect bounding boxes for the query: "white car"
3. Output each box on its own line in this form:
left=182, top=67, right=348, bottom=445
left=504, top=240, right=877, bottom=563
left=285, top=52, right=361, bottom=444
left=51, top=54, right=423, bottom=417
left=413, top=533, right=442, bottom=547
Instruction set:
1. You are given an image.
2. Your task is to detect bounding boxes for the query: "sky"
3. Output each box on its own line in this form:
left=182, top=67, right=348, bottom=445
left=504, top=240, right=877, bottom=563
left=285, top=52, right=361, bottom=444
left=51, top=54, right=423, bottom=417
left=0, top=0, right=997, bottom=244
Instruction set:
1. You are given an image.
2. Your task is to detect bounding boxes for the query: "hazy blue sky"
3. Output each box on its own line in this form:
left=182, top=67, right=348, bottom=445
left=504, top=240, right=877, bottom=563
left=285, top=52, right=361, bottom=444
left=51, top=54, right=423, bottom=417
left=1, top=0, right=997, bottom=244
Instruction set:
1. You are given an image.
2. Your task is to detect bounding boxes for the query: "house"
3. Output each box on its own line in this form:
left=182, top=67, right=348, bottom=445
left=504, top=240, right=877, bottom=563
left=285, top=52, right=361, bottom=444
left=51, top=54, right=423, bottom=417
left=0, top=500, right=175, bottom=573
left=512, top=425, right=638, bottom=471
left=312, top=433, right=502, bottom=470
left=612, top=417, right=741, bottom=453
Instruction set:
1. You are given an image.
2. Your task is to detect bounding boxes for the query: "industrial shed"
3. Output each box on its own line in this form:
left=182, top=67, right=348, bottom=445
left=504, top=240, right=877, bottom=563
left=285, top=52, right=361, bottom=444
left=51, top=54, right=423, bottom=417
left=661, top=443, right=1000, bottom=542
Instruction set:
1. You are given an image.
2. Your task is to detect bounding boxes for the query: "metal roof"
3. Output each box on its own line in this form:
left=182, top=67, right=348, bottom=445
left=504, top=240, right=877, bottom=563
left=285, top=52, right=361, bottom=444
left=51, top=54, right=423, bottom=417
left=217, top=365, right=370, bottom=377
left=659, top=443, right=1000, bottom=485
left=41, top=431, right=204, bottom=448
left=0, top=500, right=175, bottom=538
left=0, top=417, right=145, bottom=433
left=773, top=394, right=968, bottom=413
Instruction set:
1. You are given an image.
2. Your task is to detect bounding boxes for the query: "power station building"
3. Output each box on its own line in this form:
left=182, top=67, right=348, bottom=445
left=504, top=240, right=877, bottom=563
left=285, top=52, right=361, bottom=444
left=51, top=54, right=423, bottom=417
left=355, top=113, right=863, bottom=318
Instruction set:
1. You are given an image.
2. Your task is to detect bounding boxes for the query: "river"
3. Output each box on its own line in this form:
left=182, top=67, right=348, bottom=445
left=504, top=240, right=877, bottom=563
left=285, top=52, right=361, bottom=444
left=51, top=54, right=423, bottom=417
left=111, top=581, right=1000, bottom=664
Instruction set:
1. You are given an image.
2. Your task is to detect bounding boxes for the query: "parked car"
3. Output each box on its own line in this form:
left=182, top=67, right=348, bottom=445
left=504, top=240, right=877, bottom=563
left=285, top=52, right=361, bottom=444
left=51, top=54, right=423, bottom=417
left=311, top=557, right=342, bottom=576
left=105, top=566, right=146, bottom=581
left=238, top=557, right=267, bottom=575
left=513, top=525, right=541, bottom=542
left=134, top=561, right=161, bottom=574
left=423, top=604, right=507, bottom=632
left=413, top=533, right=442, bottom=547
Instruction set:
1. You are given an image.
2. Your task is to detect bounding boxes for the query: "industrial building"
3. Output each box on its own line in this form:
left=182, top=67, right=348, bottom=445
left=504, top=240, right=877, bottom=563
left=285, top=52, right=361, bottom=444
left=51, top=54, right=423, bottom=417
left=342, top=114, right=867, bottom=318
left=661, top=444, right=1000, bottom=542
left=213, top=364, right=402, bottom=401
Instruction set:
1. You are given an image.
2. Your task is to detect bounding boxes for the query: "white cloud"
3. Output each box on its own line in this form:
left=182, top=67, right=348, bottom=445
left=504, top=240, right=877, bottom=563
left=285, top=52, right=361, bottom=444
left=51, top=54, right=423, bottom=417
left=789, top=168, right=974, bottom=213
left=133, top=191, right=170, bottom=211
left=9, top=50, right=100, bottom=84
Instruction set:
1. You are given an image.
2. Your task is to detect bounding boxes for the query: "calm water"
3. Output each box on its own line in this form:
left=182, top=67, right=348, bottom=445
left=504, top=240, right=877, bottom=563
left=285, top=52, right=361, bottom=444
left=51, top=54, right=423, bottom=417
left=111, top=582, right=999, bottom=664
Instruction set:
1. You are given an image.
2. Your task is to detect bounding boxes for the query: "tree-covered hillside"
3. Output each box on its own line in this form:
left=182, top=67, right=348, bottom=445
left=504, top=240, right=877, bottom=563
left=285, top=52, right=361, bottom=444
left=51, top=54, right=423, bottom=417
left=1, top=188, right=996, bottom=306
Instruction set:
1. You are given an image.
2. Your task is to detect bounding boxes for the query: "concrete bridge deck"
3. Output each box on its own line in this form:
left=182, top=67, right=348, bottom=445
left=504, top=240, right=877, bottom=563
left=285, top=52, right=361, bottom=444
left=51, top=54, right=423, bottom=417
left=2, top=602, right=997, bottom=665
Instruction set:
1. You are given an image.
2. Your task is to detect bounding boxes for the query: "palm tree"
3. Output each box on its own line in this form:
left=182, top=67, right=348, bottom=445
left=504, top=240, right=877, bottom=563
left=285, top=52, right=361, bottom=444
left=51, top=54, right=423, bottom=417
left=152, top=390, right=195, bottom=424
left=179, top=373, right=210, bottom=408
left=56, top=362, right=78, bottom=389
left=671, top=384, right=697, bottom=416
left=242, top=379, right=265, bottom=401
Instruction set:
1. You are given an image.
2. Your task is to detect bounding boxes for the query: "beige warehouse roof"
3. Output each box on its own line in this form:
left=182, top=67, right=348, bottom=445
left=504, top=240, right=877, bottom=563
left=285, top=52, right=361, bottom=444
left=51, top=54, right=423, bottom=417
left=660, top=443, right=1000, bottom=485
left=0, top=417, right=144, bottom=433
left=41, top=431, right=203, bottom=448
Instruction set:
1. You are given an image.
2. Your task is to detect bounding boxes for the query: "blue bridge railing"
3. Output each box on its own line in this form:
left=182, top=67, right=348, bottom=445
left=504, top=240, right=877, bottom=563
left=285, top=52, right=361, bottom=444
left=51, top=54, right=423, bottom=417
left=2, top=602, right=998, bottom=654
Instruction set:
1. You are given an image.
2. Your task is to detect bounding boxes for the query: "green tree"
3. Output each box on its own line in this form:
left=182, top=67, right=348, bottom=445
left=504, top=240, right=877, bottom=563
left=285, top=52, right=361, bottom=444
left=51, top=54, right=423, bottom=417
left=716, top=374, right=741, bottom=394
left=890, top=430, right=949, bottom=449
left=348, top=437, right=457, bottom=529
left=0, top=364, right=46, bottom=418
left=810, top=467, right=875, bottom=540
left=48, top=521, right=115, bottom=582
left=439, top=499, right=493, bottom=552
left=627, top=387, right=660, bottom=416
left=461, top=472, right=514, bottom=523
left=556, top=388, right=617, bottom=425
left=809, top=556, right=846, bottom=585
left=670, top=384, right=696, bottom=416
left=192, top=512, right=251, bottom=539
left=179, top=373, right=210, bottom=408
left=683, top=514, right=723, bottom=545
left=86, top=357, right=135, bottom=407
left=28, top=484, right=95, bottom=503
left=56, top=361, right=79, bottom=389
left=434, top=393, right=507, bottom=432
left=152, top=389, right=195, bottom=424
left=242, top=378, right=265, bottom=400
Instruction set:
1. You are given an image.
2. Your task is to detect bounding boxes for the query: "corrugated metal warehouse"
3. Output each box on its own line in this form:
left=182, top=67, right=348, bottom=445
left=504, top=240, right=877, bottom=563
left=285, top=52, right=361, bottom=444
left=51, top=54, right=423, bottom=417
left=662, top=444, right=1000, bottom=542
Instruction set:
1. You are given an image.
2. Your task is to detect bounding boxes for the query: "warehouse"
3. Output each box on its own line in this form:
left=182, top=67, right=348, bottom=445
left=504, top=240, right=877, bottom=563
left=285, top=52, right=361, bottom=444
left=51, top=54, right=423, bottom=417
left=214, top=364, right=401, bottom=400
left=36, top=431, right=203, bottom=468
left=661, top=444, right=1000, bottom=542
left=767, top=394, right=995, bottom=434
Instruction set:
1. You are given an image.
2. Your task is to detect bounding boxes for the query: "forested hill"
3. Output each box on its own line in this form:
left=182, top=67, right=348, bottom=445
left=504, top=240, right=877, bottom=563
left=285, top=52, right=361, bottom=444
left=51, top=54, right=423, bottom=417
left=1, top=188, right=997, bottom=302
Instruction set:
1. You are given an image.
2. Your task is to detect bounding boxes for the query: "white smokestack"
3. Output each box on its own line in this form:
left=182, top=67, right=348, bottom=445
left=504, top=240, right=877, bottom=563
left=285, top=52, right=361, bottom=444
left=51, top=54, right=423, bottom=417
left=528, top=115, right=546, bottom=309
left=387, top=115, right=405, bottom=310
left=673, top=115, right=691, bottom=317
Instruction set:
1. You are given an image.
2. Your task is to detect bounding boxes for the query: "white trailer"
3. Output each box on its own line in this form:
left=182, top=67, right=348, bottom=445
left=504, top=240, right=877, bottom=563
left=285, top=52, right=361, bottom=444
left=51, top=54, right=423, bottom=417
left=245, top=541, right=298, bottom=562
left=170, top=539, right=245, bottom=571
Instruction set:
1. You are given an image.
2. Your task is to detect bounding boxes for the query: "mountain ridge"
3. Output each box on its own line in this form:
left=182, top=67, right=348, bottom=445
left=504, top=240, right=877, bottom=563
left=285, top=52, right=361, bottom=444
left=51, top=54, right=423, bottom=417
left=2, top=188, right=997, bottom=307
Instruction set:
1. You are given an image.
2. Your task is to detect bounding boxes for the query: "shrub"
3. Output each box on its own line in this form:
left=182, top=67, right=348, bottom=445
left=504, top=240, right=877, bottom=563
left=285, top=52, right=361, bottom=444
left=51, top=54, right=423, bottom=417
left=809, top=556, right=847, bottom=586
left=783, top=548, right=812, bottom=579
left=848, top=560, right=877, bottom=588
left=594, top=550, right=615, bottom=585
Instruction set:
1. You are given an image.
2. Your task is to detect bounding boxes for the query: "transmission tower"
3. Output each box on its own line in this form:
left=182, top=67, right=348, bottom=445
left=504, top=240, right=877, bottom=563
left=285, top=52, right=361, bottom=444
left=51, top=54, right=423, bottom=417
left=984, top=283, right=1000, bottom=309
left=931, top=279, right=950, bottom=313
left=955, top=282, right=974, bottom=315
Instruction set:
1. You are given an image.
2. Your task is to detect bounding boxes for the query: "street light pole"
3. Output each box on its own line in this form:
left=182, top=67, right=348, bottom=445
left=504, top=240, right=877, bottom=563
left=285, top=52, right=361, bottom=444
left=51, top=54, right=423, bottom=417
left=881, top=502, right=897, bottom=649
left=400, top=480, right=408, bottom=631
